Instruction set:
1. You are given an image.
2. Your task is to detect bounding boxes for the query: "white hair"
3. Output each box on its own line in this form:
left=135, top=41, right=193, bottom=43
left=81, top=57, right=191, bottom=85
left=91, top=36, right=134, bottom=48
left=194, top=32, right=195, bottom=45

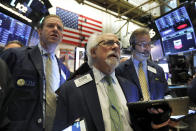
left=86, top=32, right=119, bottom=67
left=86, top=32, right=102, bottom=67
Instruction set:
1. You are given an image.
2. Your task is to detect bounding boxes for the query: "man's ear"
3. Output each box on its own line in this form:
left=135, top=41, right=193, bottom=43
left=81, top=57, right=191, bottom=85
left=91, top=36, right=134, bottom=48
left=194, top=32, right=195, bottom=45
left=37, top=29, right=41, bottom=37
left=90, top=48, right=97, bottom=58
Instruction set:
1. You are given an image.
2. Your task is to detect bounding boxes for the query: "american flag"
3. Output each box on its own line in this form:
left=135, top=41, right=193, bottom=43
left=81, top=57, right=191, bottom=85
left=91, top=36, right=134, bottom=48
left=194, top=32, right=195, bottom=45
left=56, top=7, right=103, bottom=47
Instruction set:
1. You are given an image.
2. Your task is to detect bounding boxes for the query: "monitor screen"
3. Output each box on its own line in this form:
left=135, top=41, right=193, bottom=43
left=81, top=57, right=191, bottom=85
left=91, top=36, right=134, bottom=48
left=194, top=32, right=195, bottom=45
left=151, top=39, right=164, bottom=61
left=168, top=54, right=190, bottom=85
left=155, top=5, right=196, bottom=56
left=28, top=28, right=39, bottom=46
left=0, top=0, right=50, bottom=26
left=0, top=11, right=32, bottom=46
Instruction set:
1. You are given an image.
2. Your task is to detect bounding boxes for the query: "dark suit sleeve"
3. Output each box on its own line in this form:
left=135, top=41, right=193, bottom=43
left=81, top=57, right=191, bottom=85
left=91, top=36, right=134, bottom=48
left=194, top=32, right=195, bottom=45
left=115, top=64, right=123, bottom=77
left=0, top=59, right=15, bottom=129
left=53, top=92, right=69, bottom=131
left=53, top=82, right=84, bottom=131
left=159, top=66, right=169, bottom=94
left=0, top=49, right=17, bottom=74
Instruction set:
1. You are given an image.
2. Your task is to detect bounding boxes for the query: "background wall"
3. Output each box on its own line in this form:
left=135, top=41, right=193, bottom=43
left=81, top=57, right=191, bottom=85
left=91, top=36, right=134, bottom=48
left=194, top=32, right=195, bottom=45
left=48, top=0, right=142, bottom=72
left=48, top=0, right=141, bottom=50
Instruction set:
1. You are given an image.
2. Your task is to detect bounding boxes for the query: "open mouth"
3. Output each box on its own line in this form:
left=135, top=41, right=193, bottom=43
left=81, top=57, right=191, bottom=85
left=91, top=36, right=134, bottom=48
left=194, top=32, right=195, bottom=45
left=108, top=54, right=119, bottom=59
left=51, top=34, right=58, bottom=38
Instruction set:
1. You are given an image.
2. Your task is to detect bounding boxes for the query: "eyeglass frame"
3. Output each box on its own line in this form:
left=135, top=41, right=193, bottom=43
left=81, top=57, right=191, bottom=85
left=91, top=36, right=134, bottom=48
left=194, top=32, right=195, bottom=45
left=97, top=40, right=122, bottom=49
left=135, top=41, right=153, bottom=48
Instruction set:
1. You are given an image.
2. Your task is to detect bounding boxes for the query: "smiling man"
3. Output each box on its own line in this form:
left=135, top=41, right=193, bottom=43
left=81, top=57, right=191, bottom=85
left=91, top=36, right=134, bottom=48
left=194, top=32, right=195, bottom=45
left=0, top=15, right=70, bottom=131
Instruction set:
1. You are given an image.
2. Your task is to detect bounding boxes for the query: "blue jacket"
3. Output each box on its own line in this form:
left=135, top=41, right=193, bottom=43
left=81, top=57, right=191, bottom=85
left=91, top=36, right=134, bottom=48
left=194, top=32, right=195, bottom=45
left=116, top=58, right=169, bottom=102
left=116, top=58, right=171, bottom=131
left=0, top=45, right=70, bottom=131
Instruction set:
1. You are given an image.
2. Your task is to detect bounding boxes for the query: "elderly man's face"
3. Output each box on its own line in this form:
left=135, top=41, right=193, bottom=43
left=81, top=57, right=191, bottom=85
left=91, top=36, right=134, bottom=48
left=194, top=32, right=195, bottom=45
left=91, top=34, right=121, bottom=73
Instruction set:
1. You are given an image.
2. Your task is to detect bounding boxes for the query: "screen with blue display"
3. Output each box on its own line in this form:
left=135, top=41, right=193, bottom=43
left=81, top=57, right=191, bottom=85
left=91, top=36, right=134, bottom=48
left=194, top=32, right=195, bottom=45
left=0, top=11, right=32, bottom=46
left=1, top=0, right=50, bottom=25
left=155, top=6, right=196, bottom=55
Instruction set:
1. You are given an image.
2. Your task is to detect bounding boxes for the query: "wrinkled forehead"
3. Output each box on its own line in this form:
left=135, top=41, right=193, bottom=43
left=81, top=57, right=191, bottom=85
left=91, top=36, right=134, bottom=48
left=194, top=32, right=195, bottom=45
left=98, top=33, right=118, bottom=42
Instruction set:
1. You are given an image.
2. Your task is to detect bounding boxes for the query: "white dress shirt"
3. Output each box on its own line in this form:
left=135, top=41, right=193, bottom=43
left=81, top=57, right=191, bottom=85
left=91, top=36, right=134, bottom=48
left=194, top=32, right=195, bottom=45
left=92, top=66, right=133, bottom=131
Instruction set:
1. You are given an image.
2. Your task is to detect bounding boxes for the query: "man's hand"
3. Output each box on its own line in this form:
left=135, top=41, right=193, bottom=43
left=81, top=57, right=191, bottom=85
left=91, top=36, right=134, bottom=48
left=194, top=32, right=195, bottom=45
left=147, top=107, right=171, bottom=129
left=151, top=119, right=170, bottom=129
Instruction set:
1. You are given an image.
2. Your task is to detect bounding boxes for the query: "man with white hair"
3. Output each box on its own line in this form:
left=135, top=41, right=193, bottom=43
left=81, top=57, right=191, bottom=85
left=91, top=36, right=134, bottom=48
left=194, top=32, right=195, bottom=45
left=53, top=32, right=134, bottom=131
left=53, top=33, right=169, bottom=131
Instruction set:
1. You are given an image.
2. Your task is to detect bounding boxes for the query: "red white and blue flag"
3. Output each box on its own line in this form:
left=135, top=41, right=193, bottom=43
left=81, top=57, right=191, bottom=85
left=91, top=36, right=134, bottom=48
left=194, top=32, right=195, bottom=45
left=56, top=7, right=103, bottom=47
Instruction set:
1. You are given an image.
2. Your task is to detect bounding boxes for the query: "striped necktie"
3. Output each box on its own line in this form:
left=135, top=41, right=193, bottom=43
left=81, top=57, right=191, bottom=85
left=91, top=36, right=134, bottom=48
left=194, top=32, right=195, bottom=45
left=45, top=54, right=57, bottom=131
left=105, top=75, right=124, bottom=131
left=138, top=62, right=150, bottom=101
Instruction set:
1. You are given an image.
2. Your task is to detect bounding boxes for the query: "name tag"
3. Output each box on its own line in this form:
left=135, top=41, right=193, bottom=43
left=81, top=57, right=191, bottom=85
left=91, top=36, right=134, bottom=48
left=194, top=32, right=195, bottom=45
left=147, top=66, right=157, bottom=74
left=74, top=74, right=93, bottom=87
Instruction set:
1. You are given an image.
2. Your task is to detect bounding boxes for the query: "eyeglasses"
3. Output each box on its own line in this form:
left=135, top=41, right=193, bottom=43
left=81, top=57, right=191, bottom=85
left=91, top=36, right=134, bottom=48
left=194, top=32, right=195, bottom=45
left=97, top=40, right=122, bottom=49
left=135, top=41, right=153, bottom=48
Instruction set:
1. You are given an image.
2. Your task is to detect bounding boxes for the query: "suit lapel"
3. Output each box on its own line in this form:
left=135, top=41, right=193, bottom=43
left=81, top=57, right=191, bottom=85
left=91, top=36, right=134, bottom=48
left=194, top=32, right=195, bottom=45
left=28, top=46, right=43, bottom=76
left=28, top=46, right=44, bottom=102
left=125, top=59, right=140, bottom=88
left=81, top=71, right=105, bottom=131
left=147, top=60, right=154, bottom=93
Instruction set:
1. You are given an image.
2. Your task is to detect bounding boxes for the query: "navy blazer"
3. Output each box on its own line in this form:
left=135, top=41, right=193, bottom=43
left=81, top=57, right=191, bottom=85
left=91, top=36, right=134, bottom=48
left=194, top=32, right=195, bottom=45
left=0, top=45, right=70, bottom=131
left=53, top=70, right=135, bottom=131
left=116, top=58, right=169, bottom=102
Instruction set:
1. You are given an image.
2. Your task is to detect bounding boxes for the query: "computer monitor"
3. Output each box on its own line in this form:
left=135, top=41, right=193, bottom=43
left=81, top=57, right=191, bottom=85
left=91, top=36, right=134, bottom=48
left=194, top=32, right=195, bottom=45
left=155, top=4, right=196, bottom=56
left=168, top=54, right=190, bottom=85
left=0, top=0, right=50, bottom=26
left=28, top=28, right=39, bottom=46
left=0, top=11, right=32, bottom=46
left=151, top=39, right=164, bottom=61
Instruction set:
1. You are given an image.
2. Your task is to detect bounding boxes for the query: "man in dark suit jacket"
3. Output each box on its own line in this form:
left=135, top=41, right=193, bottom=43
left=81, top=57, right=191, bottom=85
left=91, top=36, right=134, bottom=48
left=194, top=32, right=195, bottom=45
left=116, top=28, right=172, bottom=130
left=53, top=33, right=134, bottom=131
left=53, top=33, right=170, bottom=131
left=0, top=15, right=70, bottom=131
left=116, top=28, right=170, bottom=101
left=116, top=58, right=169, bottom=102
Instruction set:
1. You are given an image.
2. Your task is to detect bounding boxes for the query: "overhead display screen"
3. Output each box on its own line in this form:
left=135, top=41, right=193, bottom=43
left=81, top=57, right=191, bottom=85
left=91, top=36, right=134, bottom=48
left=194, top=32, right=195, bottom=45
left=155, top=6, right=196, bottom=55
left=0, top=11, right=32, bottom=46
left=0, top=0, right=50, bottom=25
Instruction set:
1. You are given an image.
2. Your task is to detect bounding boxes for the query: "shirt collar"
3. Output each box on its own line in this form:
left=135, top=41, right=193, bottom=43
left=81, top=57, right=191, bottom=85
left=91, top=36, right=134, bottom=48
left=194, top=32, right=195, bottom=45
left=132, top=56, right=147, bottom=67
left=38, top=43, right=55, bottom=57
left=92, top=66, right=116, bottom=84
